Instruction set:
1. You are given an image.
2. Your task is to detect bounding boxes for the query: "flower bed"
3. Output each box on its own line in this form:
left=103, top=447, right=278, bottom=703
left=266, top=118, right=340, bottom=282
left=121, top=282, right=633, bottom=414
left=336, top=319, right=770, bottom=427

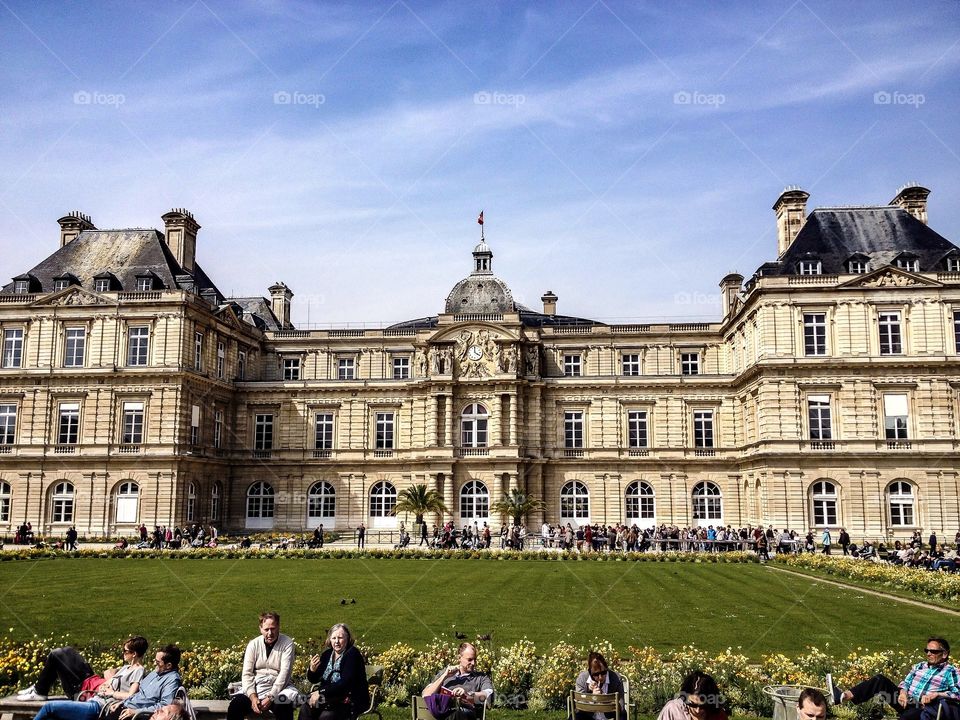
left=0, top=635, right=913, bottom=718
left=773, top=554, right=960, bottom=604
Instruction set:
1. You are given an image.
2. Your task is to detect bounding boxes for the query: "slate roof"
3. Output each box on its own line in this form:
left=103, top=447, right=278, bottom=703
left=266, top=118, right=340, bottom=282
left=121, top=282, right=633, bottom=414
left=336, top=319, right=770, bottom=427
left=385, top=307, right=599, bottom=331
left=1, top=229, right=224, bottom=299
left=225, top=297, right=283, bottom=332
left=759, top=207, right=959, bottom=276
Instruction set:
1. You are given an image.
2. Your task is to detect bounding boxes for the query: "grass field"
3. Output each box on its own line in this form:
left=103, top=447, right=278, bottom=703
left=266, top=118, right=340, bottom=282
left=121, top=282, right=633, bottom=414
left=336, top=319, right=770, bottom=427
left=0, top=557, right=956, bottom=655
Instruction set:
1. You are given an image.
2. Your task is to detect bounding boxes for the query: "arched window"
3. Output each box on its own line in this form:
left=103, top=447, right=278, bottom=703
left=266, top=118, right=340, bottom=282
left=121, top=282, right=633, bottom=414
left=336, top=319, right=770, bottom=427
left=888, top=481, right=915, bottom=526
left=246, top=481, right=275, bottom=529
left=115, top=482, right=139, bottom=523
left=51, top=481, right=74, bottom=523
left=308, top=481, right=336, bottom=526
left=0, top=481, right=10, bottom=523
left=691, top=481, right=722, bottom=524
left=369, top=481, right=397, bottom=517
left=459, top=480, right=489, bottom=519
left=460, top=403, right=489, bottom=448
left=560, top=481, right=590, bottom=520
left=625, top=481, right=654, bottom=521
left=810, top=480, right=838, bottom=526
left=210, top=482, right=221, bottom=522
left=186, top=482, right=196, bottom=522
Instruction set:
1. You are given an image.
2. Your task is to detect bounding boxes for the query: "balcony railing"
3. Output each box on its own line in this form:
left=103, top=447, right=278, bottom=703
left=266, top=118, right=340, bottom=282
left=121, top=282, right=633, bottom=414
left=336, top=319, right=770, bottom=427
left=252, top=449, right=272, bottom=459
left=373, top=450, right=394, bottom=458
left=312, top=449, right=332, bottom=459
left=0, top=445, right=11, bottom=454
left=563, top=448, right=584, bottom=458
left=117, top=444, right=141, bottom=454
left=694, top=448, right=716, bottom=457
left=54, top=445, right=76, bottom=454
left=628, top=448, right=649, bottom=457
left=810, top=441, right=835, bottom=450
left=458, top=447, right=489, bottom=457
left=886, top=440, right=912, bottom=450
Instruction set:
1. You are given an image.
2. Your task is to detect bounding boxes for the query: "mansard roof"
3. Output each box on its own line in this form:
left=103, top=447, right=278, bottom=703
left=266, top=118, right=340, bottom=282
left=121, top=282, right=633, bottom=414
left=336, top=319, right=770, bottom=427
left=226, top=296, right=283, bottom=332
left=386, top=307, right=599, bottom=331
left=1, top=229, right=223, bottom=298
left=760, top=206, right=959, bottom=276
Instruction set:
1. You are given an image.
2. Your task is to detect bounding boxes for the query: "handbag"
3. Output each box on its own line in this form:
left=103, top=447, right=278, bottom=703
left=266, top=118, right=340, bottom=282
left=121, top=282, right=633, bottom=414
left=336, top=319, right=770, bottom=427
left=78, top=675, right=106, bottom=701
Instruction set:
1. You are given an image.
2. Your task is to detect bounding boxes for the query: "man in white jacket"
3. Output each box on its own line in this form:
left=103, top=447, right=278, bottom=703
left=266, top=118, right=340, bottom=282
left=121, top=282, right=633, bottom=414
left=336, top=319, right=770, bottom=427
left=228, top=612, right=298, bottom=720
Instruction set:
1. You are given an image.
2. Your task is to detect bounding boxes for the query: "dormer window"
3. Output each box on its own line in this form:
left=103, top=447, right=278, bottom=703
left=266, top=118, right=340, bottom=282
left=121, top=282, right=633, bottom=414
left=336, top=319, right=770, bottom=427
left=53, top=279, right=69, bottom=291
left=895, top=255, right=919, bottom=272
left=136, top=276, right=154, bottom=291
left=13, top=280, right=29, bottom=295
left=847, top=258, right=868, bottom=274
left=94, top=278, right=110, bottom=293
left=798, top=260, right=822, bottom=276
left=946, top=256, right=960, bottom=273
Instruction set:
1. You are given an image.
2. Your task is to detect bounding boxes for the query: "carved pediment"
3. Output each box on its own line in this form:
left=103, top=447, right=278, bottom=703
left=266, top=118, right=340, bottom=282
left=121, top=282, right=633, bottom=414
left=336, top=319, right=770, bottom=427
left=213, top=304, right=244, bottom=329
left=33, top=287, right=116, bottom=307
left=840, top=267, right=940, bottom=289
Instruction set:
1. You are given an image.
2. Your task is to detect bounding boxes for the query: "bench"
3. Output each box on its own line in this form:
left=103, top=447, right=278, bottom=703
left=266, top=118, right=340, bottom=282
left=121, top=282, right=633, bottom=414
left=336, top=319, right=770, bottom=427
left=0, top=696, right=232, bottom=720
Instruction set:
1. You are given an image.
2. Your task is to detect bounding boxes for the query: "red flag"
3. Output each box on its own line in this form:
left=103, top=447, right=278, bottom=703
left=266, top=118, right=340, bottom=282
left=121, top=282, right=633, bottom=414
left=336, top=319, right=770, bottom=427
left=477, top=211, right=484, bottom=225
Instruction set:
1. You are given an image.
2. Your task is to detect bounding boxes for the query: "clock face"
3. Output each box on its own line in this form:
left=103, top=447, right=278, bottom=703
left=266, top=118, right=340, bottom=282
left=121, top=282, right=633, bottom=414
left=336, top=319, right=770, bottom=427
left=467, top=345, right=483, bottom=361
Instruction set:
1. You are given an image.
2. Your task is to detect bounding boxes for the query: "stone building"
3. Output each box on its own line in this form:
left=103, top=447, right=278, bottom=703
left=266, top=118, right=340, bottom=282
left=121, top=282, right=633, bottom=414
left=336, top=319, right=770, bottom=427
left=0, top=185, right=957, bottom=540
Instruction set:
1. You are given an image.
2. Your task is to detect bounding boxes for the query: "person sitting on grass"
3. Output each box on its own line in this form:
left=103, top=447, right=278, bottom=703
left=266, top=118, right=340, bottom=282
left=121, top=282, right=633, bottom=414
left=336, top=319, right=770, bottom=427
left=422, top=642, right=493, bottom=720
left=796, top=688, right=828, bottom=720
left=572, top=651, right=626, bottom=720
left=657, top=671, right=729, bottom=720
left=828, top=636, right=959, bottom=720
left=100, top=645, right=182, bottom=720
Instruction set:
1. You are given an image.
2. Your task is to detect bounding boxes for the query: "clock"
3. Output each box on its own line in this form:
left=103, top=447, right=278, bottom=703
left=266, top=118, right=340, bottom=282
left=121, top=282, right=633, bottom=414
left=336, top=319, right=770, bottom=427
left=467, top=345, right=484, bottom=361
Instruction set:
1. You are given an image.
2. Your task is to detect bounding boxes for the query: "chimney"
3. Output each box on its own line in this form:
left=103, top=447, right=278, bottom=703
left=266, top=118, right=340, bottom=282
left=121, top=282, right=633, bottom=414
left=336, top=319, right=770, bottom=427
left=269, top=282, right=294, bottom=329
left=890, top=183, right=930, bottom=225
left=719, top=272, right=744, bottom=321
left=161, top=208, right=200, bottom=272
left=541, top=290, right=558, bottom=316
left=773, top=187, right=810, bottom=257
left=57, top=212, right=95, bottom=247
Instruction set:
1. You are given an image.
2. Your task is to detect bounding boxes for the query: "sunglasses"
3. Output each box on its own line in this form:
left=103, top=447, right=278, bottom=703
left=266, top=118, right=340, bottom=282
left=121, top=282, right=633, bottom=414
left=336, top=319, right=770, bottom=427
left=685, top=699, right=708, bottom=709
left=590, top=671, right=606, bottom=679
left=925, top=648, right=945, bottom=655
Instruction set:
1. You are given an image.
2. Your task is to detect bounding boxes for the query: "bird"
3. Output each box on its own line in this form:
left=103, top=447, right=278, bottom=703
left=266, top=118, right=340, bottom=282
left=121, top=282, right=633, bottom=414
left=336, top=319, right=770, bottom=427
left=476, top=633, right=491, bottom=641
left=340, top=599, right=347, bottom=605
left=350, top=599, right=356, bottom=604
left=454, top=631, right=467, bottom=639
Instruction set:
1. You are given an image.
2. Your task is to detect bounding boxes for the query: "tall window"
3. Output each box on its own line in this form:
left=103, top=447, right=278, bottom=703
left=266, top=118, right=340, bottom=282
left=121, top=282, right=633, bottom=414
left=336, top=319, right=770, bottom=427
left=64, top=328, right=85, bottom=367
left=393, top=357, right=410, bottom=380
left=807, top=395, right=832, bottom=440
left=186, top=482, right=196, bottom=521
left=459, top=480, right=489, bottom=519
left=954, top=311, right=960, bottom=353
left=237, top=350, right=246, bottom=380
left=121, top=401, right=144, bottom=444
left=194, top=331, right=203, bottom=371
left=0, top=404, right=16, bottom=444
left=3, top=329, right=23, bottom=368
left=115, top=482, right=139, bottom=523
left=51, top=481, right=75, bottom=523
left=315, top=413, right=334, bottom=450
left=283, top=357, right=300, bottom=381
left=627, top=410, right=648, bottom=448
left=375, top=412, right=394, bottom=450
left=878, top=311, right=902, bottom=355
left=190, top=405, right=201, bottom=446
left=217, top=342, right=225, bottom=379
left=625, top=481, right=655, bottom=521
left=461, top=403, right=488, bottom=448
left=246, top=482, right=275, bottom=526
left=680, top=352, right=700, bottom=375
left=564, top=411, right=584, bottom=448
left=338, top=358, right=355, bottom=380
left=622, top=354, right=641, bottom=376
left=127, top=326, right=149, bottom=366
left=560, top=481, right=590, bottom=520
left=0, top=481, right=10, bottom=522
left=803, top=313, right=827, bottom=356
left=691, top=481, right=722, bottom=522
left=563, top=354, right=582, bottom=377
left=369, top=481, right=397, bottom=517
left=888, top=481, right=915, bottom=526
left=308, top=481, right=336, bottom=523
left=811, top=480, right=838, bottom=526
left=210, top=482, right=221, bottom=521
left=214, top=410, right=223, bottom=449
left=254, top=414, right=274, bottom=450
left=58, top=403, right=80, bottom=444
left=693, top=410, right=714, bottom=448
left=883, top=394, right=909, bottom=440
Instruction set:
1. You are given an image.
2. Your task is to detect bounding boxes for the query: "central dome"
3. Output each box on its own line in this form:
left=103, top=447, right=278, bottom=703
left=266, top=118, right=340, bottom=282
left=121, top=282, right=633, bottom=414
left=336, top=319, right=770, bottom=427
left=443, top=237, right=516, bottom=314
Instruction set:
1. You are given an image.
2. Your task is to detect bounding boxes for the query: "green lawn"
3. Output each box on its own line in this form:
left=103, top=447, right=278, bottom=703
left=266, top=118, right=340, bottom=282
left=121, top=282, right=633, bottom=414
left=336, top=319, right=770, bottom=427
left=0, top=558, right=955, bottom=655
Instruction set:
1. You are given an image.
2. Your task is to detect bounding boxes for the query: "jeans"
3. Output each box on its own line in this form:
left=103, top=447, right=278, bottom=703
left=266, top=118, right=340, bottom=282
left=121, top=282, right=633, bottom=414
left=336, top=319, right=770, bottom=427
left=34, top=700, right=102, bottom=720
left=35, top=647, right=94, bottom=698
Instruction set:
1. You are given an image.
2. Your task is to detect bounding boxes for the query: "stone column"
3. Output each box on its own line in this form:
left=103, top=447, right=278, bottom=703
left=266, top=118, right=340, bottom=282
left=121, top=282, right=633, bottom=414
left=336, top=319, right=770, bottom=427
left=508, top=392, right=517, bottom=445
left=442, top=473, right=454, bottom=524
left=443, top=395, right=453, bottom=447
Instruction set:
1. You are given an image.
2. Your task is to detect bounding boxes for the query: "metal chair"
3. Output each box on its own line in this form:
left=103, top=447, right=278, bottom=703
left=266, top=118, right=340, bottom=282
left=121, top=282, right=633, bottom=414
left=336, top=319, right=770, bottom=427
left=567, top=691, right=621, bottom=720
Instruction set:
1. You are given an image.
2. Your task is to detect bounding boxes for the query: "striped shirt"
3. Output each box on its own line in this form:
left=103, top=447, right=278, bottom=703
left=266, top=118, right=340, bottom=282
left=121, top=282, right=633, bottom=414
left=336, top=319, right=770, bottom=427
left=900, top=661, right=960, bottom=701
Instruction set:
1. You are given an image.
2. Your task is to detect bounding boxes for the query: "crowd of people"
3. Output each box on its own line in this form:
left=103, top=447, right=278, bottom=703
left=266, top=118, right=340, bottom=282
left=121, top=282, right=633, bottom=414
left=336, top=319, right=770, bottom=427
left=14, top=625, right=960, bottom=720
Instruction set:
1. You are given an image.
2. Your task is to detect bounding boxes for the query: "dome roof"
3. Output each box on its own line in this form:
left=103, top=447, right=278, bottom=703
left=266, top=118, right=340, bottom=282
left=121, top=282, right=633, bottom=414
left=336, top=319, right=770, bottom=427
left=473, top=240, right=491, bottom=254
left=445, top=274, right=515, bottom=314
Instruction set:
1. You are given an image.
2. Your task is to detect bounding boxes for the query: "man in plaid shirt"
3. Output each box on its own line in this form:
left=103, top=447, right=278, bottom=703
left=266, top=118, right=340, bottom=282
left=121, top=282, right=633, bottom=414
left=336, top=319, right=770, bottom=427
left=828, top=636, right=959, bottom=720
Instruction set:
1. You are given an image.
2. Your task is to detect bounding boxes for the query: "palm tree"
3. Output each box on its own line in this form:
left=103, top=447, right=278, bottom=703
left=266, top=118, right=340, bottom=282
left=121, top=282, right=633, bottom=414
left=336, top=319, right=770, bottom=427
left=392, top=483, right=448, bottom=524
left=491, top=489, right=546, bottom=525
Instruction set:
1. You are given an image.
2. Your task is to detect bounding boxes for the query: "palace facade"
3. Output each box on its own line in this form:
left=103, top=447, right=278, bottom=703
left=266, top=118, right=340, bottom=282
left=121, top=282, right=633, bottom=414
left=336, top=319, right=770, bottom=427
left=1, top=185, right=959, bottom=539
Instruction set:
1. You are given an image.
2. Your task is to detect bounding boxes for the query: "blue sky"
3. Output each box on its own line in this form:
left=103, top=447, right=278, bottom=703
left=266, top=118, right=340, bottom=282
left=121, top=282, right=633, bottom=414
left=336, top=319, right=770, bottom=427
left=1, top=0, right=958, bottom=326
